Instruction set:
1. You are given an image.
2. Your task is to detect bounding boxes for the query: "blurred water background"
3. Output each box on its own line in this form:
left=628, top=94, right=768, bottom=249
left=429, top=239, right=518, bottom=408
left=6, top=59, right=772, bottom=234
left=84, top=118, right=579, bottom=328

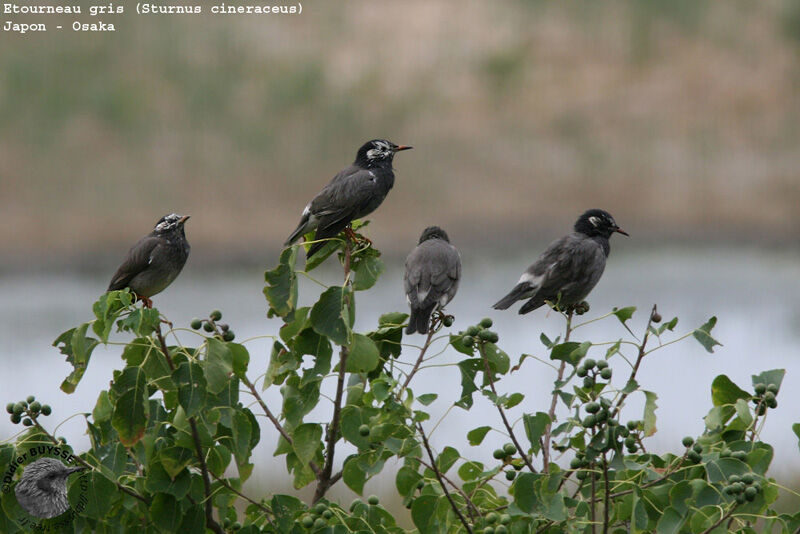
left=1, top=0, right=800, bottom=519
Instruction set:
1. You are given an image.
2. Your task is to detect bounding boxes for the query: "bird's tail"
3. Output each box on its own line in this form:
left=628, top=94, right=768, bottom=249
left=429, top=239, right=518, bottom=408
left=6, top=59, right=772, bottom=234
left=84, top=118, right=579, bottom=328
left=492, top=283, right=531, bottom=310
left=518, top=297, right=545, bottom=315
left=406, top=305, right=435, bottom=335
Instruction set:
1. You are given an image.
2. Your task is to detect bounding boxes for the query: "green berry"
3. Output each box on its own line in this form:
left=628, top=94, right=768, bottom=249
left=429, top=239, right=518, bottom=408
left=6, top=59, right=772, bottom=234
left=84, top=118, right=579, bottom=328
left=505, top=470, right=516, bottom=481
left=10, top=414, right=21, bottom=424
left=478, top=330, right=493, bottom=342
left=767, top=398, right=778, bottom=409
left=570, top=457, right=582, bottom=469
left=766, top=383, right=778, bottom=394
left=576, top=366, right=588, bottom=378
left=486, top=512, right=498, bottom=524
left=732, top=451, right=748, bottom=461
left=367, top=495, right=379, bottom=505
left=741, top=474, right=754, bottom=485
left=223, top=517, right=232, bottom=527
left=576, top=471, right=587, bottom=480
left=222, top=330, right=235, bottom=342
left=754, top=383, right=766, bottom=395
left=442, top=316, right=454, bottom=327
left=484, top=528, right=495, bottom=534
left=744, top=486, right=757, bottom=501
left=626, top=420, right=637, bottom=430
left=301, top=515, right=314, bottom=528
left=466, top=326, right=480, bottom=337
left=488, top=331, right=499, bottom=343
left=503, top=443, right=517, bottom=455
left=358, top=424, right=370, bottom=437
left=764, top=391, right=776, bottom=402
left=493, top=449, right=506, bottom=460
left=728, top=475, right=741, bottom=484
left=735, top=494, right=746, bottom=504
left=651, top=312, right=662, bottom=323
left=627, top=445, right=638, bottom=454
left=583, top=376, right=594, bottom=388
left=495, top=526, right=508, bottom=534
left=681, top=436, right=694, bottom=448
left=596, top=359, right=609, bottom=369
left=720, top=449, right=731, bottom=458
left=5, top=403, right=14, bottom=414
left=624, top=436, right=636, bottom=448
left=687, top=451, right=702, bottom=463
left=500, top=514, right=511, bottom=525
left=322, top=510, right=333, bottom=519
left=314, top=503, right=327, bottom=514
left=203, top=322, right=214, bottom=332
left=219, top=323, right=230, bottom=332
left=692, top=443, right=703, bottom=454
left=595, top=410, right=608, bottom=422
left=480, top=318, right=493, bottom=328
left=29, top=401, right=41, bottom=413
left=12, top=403, right=24, bottom=415
left=232, top=522, right=241, bottom=530
left=583, top=415, right=596, bottom=428
left=583, top=358, right=596, bottom=369
left=210, top=310, right=222, bottom=321
left=349, top=499, right=363, bottom=511
left=26, top=395, right=35, bottom=404
left=600, top=368, right=612, bottom=380
left=585, top=402, right=600, bottom=414
left=190, top=318, right=203, bottom=330
left=22, top=418, right=32, bottom=426
left=752, top=482, right=761, bottom=492
left=313, top=518, right=326, bottom=529
left=462, top=335, right=474, bottom=346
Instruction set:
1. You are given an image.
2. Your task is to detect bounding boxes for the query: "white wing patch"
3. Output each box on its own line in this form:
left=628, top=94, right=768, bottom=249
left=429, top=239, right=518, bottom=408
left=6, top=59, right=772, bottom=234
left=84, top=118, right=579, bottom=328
left=416, top=289, right=429, bottom=303
left=518, top=271, right=543, bottom=287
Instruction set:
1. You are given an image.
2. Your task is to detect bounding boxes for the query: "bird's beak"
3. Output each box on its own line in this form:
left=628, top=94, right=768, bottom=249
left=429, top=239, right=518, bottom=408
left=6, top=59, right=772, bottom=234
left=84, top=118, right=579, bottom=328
left=614, top=227, right=629, bottom=236
left=67, top=466, right=88, bottom=475
left=393, top=145, right=413, bottom=152
left=179, top=215, right=190, bottom=224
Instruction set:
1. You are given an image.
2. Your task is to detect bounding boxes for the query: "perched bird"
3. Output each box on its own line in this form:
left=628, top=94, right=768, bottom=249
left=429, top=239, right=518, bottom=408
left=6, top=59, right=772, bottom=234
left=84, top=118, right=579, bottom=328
left=285, top=139, right=412, bottom=257
left=14, top=458, right=86, bottom=519
left=404, top=226, right=461, bottom=334
left=107, top=213, right=190, bottom=307
left=493, top=209, right=628, bottom=314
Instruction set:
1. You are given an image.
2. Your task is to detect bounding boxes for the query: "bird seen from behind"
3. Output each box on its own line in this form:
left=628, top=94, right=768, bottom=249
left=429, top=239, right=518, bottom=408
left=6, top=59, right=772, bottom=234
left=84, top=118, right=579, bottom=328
left=107, top=213, right=191, bottom=308
left=404, top=226, right=461, bottom=334
left=493, top=209, right=627, bottom=315
left=285, top=139, right=412, bottom=258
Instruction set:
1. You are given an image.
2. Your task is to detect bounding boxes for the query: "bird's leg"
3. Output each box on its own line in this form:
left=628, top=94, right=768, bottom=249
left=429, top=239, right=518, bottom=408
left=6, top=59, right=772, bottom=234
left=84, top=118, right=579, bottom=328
left=573, top=301, right=590, bottom=316
left=344, top=226, right=359, bottom=243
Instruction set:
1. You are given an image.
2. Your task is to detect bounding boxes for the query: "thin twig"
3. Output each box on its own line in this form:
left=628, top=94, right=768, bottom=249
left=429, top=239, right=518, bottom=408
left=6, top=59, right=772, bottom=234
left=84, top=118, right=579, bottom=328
left=543, top=310, right=573, bottom=472
left=418, top=423, right=473, bottom=534
left=156, top=323, right=224, bottom=534
left=602, top=454, right=610, bottom=534
left=477, top=343, right=537, bottom=474
left=210, top=472, right=274, bottom=526
left=608, top=305, right=656, bottom=422
left=698, top=504, right=738, bottom=534
left=418, top=457, right=481, bottom=519
left=400, top=327, right=436, bottom=392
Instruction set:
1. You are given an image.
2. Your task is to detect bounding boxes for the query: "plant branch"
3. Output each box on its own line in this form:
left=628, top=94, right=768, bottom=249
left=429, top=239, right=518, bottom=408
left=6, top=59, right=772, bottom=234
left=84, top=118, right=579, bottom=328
left=156, top=323, right=224, bottom=534
left=477, top=343, right=537, bottom=473
left=609, top=305, right=656, bottom=421
left=418, top=423, right=473, bottom=534
left=400, top=325, right=437, bottom=392
left=602, top=454, right=610, bottom=534
left=698, top=504, right=739, bottom=534
left=543, top=309, right=573, bottom=472
left=418, top=457, right=481, bottom=519
left=210, top=472, right=274, bottom=526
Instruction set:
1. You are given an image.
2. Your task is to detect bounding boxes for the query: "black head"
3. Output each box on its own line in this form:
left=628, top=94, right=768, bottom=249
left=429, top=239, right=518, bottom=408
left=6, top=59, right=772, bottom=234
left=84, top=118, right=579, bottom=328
left=153, top=213, right=190, bottom=235
left=418, top=226, right=450, bottom=244
left=355, top=139, right=412, bottom=167
left=574, top=209, right=628, bottom=239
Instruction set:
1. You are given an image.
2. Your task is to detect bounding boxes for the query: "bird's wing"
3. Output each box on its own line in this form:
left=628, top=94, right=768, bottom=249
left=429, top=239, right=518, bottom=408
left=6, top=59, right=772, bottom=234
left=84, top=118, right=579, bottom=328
left=531, top=234, right=604, bottom=299
left=107, top=236, right=162, bottom=291
left=405, top=241, right=461, bottom=309
left=309, top=167, right=381, bottom=235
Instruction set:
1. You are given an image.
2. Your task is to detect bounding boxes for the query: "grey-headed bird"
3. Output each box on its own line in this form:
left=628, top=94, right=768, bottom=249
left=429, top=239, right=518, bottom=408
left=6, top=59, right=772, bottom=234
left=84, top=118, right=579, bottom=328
left=493, top=209, right=627, bottom=314
left=285, top=139, right=412, bottom=258
left=107, top=213, right=190, bottom=307
left=404, top=226, right=461, bottom=334
left=15, top=458, right=86, bottom=519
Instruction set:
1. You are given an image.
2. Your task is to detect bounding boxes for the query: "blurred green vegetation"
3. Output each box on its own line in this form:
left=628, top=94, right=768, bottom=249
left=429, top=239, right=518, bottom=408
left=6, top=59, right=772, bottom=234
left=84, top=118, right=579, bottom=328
left=0, top=0, right=799, bottom=264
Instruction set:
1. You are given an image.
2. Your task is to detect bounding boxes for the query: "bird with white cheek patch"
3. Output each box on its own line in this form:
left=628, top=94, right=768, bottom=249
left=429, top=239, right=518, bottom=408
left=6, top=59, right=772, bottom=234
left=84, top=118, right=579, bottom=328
left=493, top=209, right=628, bottom=314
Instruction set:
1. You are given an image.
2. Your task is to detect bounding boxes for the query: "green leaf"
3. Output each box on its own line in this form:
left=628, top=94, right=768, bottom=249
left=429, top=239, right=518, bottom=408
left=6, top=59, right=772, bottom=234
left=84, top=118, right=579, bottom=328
left=793, top=424, right=800, bottom=453
left=417, top=393, right=437, bottom=406
left=111, top=367, right=148, bottom=446
left=449, top=333, right=475, bottom=356
left=411, top=495, right=442, bottom=533
left=396, top=466, right=423, bottom=498
left=436, top=446, right=459, bottom=474
left=205, top=338, right=234, bottom=394
left=303, top=237, right=342, bottom=272
left=150, top=493, right=181, bottom=532
left=71, top=471, right=115, bottom=519
left=655, top=506, right=685, bottom=534
left=612, top=306, right=637, bottom=325
left=711, top=375, right=750, bottom=407
left=734, top=398, right=753, bottom=426
left=693, top=317, right=722, bottom=353
left=291, top=423, right=322, bottom=465
left=352, top=254, right=385, bottom=291
left=751, top=369, right=785, bottom=391
left=455, top=359, right=481, bottom=409
left=173, top=361, right=206, bottom=418
left=343, top=455, right=366, bottom=494
left=523, top=412, right=551, bottom=454
left=56, top=323, right=100, bottom=394
left=550, top=341, right=589, bottom=367
left=643, top=390, right=658, bottom=437
left=311, top=286, right=352, bottom=346
left=264, top=247, right=298, bottom=317
left=346, top=334, right=379, bottom=372
left=229, top=342, right=250, bottom=378
left=467, top=426, right=491, bottom=446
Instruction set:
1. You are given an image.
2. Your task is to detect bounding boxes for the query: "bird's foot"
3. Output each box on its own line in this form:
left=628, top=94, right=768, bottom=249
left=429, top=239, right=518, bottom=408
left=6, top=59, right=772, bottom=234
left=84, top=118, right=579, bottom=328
left=160, top=318, right=173, bottom=328
left=139, top=296, right=153, bottom=309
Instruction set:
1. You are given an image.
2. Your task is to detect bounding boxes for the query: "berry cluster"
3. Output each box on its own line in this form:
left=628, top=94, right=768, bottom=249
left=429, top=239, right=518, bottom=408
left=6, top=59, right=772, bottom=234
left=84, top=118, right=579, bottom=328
left=753, top=382, right=779, bottom=414
left=300, top=502, right=336, bottom=530
left=492, top=442, right=522, bottom=480
left=576, top=358, right=612, bottom=388
left=6, top=395, right=51, bottom=426
left=191, top=309, right=235, bottom=341
left=723, top=473, right=761, bottom=504
left=221, top=517, right=241, bottom=531
left=481, top=510, right=512, bottom=534
left=457, top=318, right=498, bottom=348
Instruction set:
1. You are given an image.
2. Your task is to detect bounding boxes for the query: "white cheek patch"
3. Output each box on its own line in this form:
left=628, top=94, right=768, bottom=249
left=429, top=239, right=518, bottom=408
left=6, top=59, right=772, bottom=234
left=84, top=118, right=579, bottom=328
left=302, top=204, right=311, bottom=216
left=367, top=149, right=380, bottom=159
left=589, top=216, right=601, bottom=227
left=518, top=271, right=543, bottom=287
